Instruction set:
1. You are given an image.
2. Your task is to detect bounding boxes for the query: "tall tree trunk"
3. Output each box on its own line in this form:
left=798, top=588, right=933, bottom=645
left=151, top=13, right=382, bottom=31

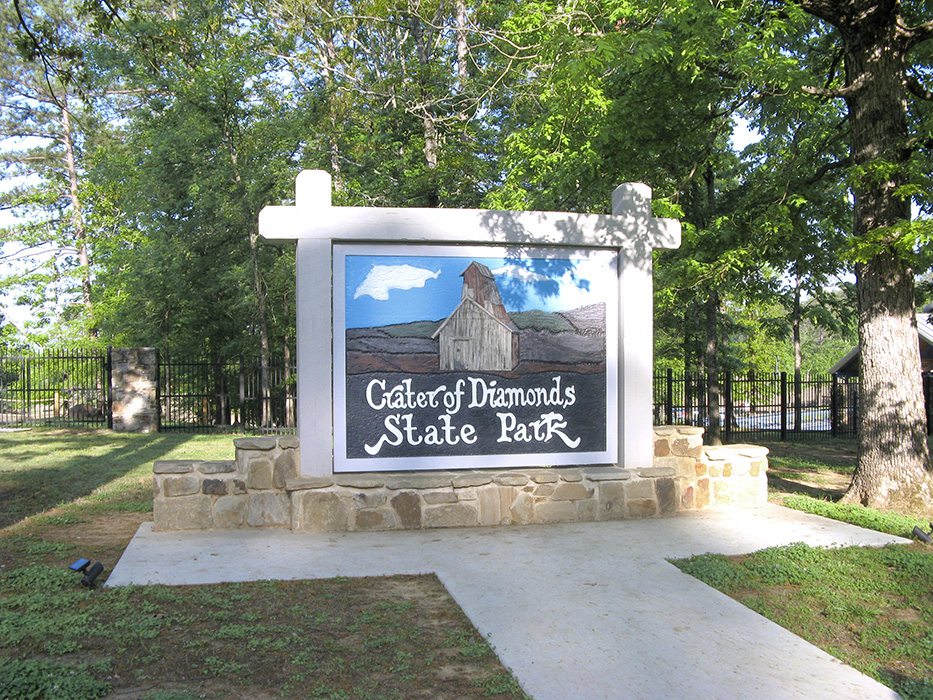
left=249, top=225, right=272, bottom=428
left=410, top=2, right=439, bottom=206
left=319, top=7, right=343, bottom=191
left=61, top=96, right=94, bottom=334
left=682, top=314, right=695, bottom=424
left=284, top=336, right=295, bottom=428
left=701, top=162, right=722, bottom=444
left=229, top=146, right=272, bottom=428
left=705, top=290, right=722, bottom=445
left=455, top=0, right=469, bottom=89
left=792, top=268, right=802, bottom=433
left=455, top=0, right=470, bottom=131
left=800, top=0, right=932, bottom=509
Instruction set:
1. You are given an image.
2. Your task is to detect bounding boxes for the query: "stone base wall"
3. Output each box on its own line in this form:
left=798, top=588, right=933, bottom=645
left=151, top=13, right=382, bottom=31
left=152, top=427, right=768, bottom=531
left=153, top=437, right=299, bottom=530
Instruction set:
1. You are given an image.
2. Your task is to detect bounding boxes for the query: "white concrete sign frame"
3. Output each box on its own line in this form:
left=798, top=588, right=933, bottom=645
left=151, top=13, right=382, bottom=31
left=260, top=170, right=681, bottom=477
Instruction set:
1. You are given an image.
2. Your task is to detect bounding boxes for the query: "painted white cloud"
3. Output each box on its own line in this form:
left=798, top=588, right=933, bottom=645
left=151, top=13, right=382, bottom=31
left=353, top=264, right=441, bottom=301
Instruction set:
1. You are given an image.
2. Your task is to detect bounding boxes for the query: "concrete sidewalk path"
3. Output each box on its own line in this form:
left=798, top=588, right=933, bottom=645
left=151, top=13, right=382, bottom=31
left=108, top=504, right=907, bottom=699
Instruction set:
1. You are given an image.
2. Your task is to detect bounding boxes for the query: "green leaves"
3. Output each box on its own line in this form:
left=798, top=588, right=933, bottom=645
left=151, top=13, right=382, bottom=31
left=844, top=219, right=933, bottom=267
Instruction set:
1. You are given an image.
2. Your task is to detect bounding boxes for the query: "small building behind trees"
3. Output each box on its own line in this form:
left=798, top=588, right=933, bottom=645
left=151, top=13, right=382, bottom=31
left=830, top=305, right=933, bottom=435
left=830, top=306, right=933, bottom=378
left=433, top=261, right=519, bottom=371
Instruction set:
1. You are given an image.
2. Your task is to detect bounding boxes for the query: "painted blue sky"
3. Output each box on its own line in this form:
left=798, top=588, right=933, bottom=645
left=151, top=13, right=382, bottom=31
left=344, top=252, right=614, bottom=328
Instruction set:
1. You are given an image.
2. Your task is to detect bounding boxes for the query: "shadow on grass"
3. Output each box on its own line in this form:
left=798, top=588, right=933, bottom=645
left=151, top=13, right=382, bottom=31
left=880, top=668, right=933, bottom=700
left=767, top=473, right=846, bottom=501
left=0, top=431, right=197, bottom=529
left=757, top=439, right=858, bottom=474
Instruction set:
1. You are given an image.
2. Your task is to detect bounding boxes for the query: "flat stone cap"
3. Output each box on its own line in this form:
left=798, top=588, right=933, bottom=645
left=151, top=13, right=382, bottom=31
left=154, top=460, right=194, bottom=474
left=636, top=467, right=676, bottom=478
left=704, top=444, right=769, bottom=461
left=653, top=425, right=705, bottom=437
left=233, top=437, right=278, bottom=451
left=196, top=460, right=235, bottom=474
left=287, top=477, right=335, bottom=491
left=725, top=444, right=770, bottom=458
left=582, top=467, right=632, bottom=481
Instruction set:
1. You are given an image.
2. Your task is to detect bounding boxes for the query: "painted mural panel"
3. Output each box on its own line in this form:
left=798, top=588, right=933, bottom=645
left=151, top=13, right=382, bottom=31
left=333, top=244, right=619, bottom=471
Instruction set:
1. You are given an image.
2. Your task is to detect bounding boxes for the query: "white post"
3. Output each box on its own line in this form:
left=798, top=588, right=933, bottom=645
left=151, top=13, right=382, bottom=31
left=613, top=183, right=655, bottom=468
left=295, top=171, right=334, bottom=476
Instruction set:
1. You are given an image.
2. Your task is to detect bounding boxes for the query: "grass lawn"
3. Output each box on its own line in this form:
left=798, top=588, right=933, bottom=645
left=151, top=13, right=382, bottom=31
left=672, top=438, right=933, bottom=700
left=3, top=428, right=931, bottom=699
left=0, top=428, right=527, bottom=699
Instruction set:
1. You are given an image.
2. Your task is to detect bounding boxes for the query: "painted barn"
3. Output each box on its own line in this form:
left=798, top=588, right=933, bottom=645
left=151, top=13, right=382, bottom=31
left=433, top=261, right=520, bottom=371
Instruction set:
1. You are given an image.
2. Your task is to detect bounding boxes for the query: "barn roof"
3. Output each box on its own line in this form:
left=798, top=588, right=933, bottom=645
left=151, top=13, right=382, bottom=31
left=431, top=298, right=519, bottom=339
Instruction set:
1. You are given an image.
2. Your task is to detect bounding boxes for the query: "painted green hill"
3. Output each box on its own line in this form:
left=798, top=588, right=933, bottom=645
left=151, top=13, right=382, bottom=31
left=509, top=310, right=576, bottom=333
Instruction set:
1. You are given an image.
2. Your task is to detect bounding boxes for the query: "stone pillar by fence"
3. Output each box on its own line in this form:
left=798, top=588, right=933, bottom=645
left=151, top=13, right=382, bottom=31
left=110, top=347, right=159, bottom=433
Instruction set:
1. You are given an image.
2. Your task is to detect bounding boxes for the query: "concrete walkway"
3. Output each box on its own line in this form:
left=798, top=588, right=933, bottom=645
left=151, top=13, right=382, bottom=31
left=108, top=504, right=907, bottom=699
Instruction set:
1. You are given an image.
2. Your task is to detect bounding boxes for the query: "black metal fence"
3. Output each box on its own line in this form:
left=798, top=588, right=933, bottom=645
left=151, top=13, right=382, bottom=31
left=159, top=355, right=296, bottom=433
left=0, top=348, right=110, bottom=428
left=3, top=348, right=930, bottom=440
left=0, top=348, right=296, bottom=433
left=653, top=369, right=932, bottom=441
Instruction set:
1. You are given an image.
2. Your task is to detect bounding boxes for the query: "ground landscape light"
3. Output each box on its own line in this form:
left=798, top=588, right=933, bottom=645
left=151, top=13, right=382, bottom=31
left=68, top=558, right=90, bottom=572
left=81, top=562, right=104, bottom=587
left=911, top=524, right=933, bottom=543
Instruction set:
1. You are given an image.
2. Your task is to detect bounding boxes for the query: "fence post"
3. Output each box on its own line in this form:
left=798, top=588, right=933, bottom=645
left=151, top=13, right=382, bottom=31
left=110, top=348, right=160, bottom=433
left=24, top=355, right=31, bottom=422
left=780, top=371, right=788, bottom=442
left=724, top=370, right=733, bottom=443
left=793, top=369, right=802, bottom=433
left=155, top=348, right=162, bottom=432
left=830, top=374, right=838, bottom=438
left=238, top=355, right=246, bottom=428
left=106, top=346, right=114, bottom=430
left=665, top=368, right=673, bottom=425
left=685, top=371, right=693, bottom=425
left=852, top=378, right=859, bottom=438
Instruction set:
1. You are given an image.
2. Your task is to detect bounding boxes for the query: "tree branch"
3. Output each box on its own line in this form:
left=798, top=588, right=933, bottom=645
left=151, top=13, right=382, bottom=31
left=906, top=74, right=933, bottom=101
left=905, top=135, right=933, bottom=153
left=795, top=0, right=843, bottom=30
left=801, top=72, right=868, bottom=99
left=12, top=0, right=64, bottom=110
left=802, top=157, right=851, bottom=186
left=904, top=19, right=933, bottom=48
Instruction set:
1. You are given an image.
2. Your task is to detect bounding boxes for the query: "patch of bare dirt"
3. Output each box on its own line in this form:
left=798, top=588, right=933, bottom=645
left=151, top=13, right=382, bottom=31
left=768, top=468, right=852, bottom=501
left=51, top=512, right=150, bottom=567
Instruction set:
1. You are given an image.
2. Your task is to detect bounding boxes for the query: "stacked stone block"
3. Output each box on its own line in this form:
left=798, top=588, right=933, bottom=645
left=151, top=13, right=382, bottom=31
left=152, top=427, right=768, bottom=531
left=153, top=436, right=299, bottom=530
left=652, top=425, right=769, bottom=509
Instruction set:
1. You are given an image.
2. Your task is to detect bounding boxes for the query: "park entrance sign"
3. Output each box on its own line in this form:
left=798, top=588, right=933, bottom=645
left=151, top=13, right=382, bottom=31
left=259, top=171, right=680, bottom=476
left=153, top=175, right=769, bottom=535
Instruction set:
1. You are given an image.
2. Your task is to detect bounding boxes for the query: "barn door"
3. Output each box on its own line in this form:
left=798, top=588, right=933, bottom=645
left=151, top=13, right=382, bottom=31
left=452, top=339, right=469, bottom=371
